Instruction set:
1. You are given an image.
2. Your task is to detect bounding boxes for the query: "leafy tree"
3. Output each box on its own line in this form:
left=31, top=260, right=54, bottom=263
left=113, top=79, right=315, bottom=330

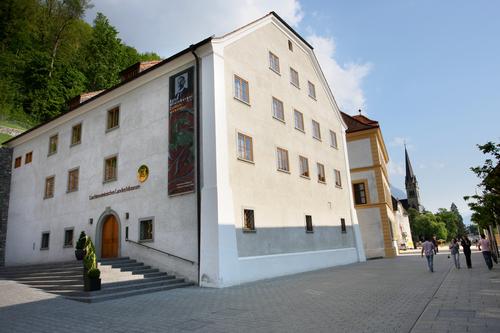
left=435, top=208, right=462, bottom=240
left=450, top=203, right=467, bottom=236
left=411, top=211, right=447, bottom=241
left=467, top=224, right=478, bottom=235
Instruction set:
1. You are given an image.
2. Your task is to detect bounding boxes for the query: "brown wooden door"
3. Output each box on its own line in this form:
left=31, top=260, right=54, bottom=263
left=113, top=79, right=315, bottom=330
left=102, top=215, right=119, bottom=258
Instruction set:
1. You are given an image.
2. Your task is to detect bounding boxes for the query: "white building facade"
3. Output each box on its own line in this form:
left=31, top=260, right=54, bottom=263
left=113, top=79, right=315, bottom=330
left=2, top=12, right=366, bottom=287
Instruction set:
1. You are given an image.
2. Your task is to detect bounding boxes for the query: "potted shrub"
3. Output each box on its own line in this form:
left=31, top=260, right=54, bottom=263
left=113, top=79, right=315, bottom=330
left=84, top=268, right=101, bottom=291
left=74, top=231, right=87, bottom=260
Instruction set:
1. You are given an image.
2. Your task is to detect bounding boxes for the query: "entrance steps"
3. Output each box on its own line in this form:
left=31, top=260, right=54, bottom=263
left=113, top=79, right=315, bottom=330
left=0, top=257, right=194, bottom=303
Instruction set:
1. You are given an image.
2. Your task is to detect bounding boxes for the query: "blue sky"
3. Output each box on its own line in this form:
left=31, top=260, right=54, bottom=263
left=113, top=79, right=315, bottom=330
left=86, top=1, right=500, bottom=222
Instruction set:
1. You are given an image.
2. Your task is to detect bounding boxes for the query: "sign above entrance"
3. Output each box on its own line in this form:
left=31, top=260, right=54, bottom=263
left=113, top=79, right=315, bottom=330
left=137, top=165, right=149, bottom=183
left=89, top=185, right=140, bottom=200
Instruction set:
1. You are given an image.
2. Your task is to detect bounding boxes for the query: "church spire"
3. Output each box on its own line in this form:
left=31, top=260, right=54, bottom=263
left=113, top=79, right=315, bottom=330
left=404, top=145, right=422, bottom=211
left=405, top=145, right=416, bottom=184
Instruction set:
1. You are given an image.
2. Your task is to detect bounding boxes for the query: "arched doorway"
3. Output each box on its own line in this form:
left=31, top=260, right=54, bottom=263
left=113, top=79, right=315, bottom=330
left=101, top=215, right=119, bottom=258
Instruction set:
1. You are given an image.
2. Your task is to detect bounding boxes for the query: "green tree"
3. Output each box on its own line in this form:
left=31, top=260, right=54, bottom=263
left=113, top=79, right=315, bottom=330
left=435, top=208, right=460, bottom=240
left=411, top=211, right=447, bottom=241
left=450, top=203, right=467, bottom=236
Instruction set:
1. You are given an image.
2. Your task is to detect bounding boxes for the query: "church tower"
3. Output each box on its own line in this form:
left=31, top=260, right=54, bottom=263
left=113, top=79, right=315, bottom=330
left=405, top=146, right=421, bottom=211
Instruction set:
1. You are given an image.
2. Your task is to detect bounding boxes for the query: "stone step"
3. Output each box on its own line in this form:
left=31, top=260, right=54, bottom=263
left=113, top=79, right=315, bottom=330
left=131, top=268, right=158, bottom=275
left=99, top=260, right=138, bottom=269
left=20, top=279, right=83, bottom=286
left=0, top=270, right=83, bottom=279
left=120, top=264, right=150, bottom=272
left=9, top=273, right=83, bottom=281
left=0, top=262, right=82, bottom=274
left=66, top=281, right=195, bottom=303
left=102, top=275, right=175, bottom=288
left=98, top=257, right=130, bottom=265
left=141, top=271, right=167, bottom=278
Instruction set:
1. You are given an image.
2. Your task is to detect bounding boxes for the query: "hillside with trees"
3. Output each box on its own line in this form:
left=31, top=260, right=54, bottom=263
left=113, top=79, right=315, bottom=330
left=0, top=0, right=160, bottom=137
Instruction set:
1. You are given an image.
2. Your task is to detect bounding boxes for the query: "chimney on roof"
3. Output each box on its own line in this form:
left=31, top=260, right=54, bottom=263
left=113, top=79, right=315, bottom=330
left=119, top=61, right=161, bottom=82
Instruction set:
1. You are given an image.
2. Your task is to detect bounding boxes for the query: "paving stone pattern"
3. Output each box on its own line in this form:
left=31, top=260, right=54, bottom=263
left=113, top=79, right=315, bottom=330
left=0, top=251, right=499, bottom=332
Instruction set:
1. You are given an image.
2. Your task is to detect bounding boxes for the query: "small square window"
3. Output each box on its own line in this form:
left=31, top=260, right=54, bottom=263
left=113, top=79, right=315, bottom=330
left=41, top=232, right=50, bottom=250
left=317, top=163, right=326, bottom=183
left=237, top=133, right=253, bottom=162
left=139, top=219, right=154, bottom=241
left=243, top=209, right=255, bottom=232
left=290, top=67, right=299, bottom=88
left=277, top=147, right=290, bottom=172
left=48, top=134, right=58, bottom=155
left=308, top=81, right=316, bottom=99
left=341, top=218, right=347, bottom=233
left=67, top=168, right=79, bottom=192
left=305, top=215, right=313, bottom=233
left=104, top=156, right=117, bottom=182
left=107, top=107, right=120, bottom=131
left=294, top=110, right=304, bottom=132
left=330, top=130, right=338, bottom=149
left=234, top=75, right=250, bottom=104
left=269, top=52, right=280, bottom=73
left=14, top=156, right=21, bottom=168
left=44, top=176, right=55, bottom=199
left=299, top=156, right=309, bottom=178
left=71, top=123, right=82, bottom=146
left=288, top=40, right=293, bottom=51
left=334, top=169, right=342, bottom=187
left=64, top=229, right=74, bottom=247
left=25, top=152, right=33, bottom=164
left=272, top=97, right=285, bottom=122
left=312, top=120, right=321, bottom=140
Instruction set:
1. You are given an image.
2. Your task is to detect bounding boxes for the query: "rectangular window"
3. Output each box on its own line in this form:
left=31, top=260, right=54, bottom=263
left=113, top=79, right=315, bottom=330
left=353, top=183, right=367, bottom=205
left=14, top=156, right=21, bottom=168
left=290, top=67, right=299, bottom=87
left=335, top=169, right=342, bottom=187
left=104, top=156, right=117, bottom=182
left=312, top=120, right=321, bottom=140
left=330, top=130, right=338, bottom=148
left=341, top=218, right=347, bottom=233
left=44, top=176, right=55, bottom=199
left=272, top=97, right=285, bottom=121
left=234, top=75, right=249, bottom=103
left=139, top=219, right=154, bottom=241
left=107, top=107, right=120, bottom=130
left=276, top=147, right=290, bottom=172
left=308, top=81, right=316, bottom=99
left=269, top=51, right=280, bottom=73
left=48, top=134, right=58, bottom=155
left=71, top=123, right=82, bottom=146
left=294, top=110, right=304, bottom=132
left=305, top=215, right=313, bottom=233
left=25, top=151, right=33, bottom=164
left=243, top=209, right=255, bottom=232
left=64, top=229, right=74, bottom=247
left=41, top=232, right=50, bottom=250
left=288, top=40, right=293, bottom=51
left=67, top=168, right=79, bottom=192
left=299, top=156, right=309, bottom=178
left=237, top=133, right=253, bottom=162
left=317, top=163, right=326, bottom=183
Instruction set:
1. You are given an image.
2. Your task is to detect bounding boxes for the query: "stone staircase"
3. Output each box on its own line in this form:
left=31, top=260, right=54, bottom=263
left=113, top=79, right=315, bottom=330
left=0, top=257, right=194, bottom=303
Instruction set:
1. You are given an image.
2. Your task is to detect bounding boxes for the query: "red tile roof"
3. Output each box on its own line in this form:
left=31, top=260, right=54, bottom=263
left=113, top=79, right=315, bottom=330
left=341, top=112, right=379, bottom=133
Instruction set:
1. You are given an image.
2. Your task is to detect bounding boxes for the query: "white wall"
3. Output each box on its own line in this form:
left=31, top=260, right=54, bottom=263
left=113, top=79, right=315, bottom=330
left=347, top=139, right=372, bottom=168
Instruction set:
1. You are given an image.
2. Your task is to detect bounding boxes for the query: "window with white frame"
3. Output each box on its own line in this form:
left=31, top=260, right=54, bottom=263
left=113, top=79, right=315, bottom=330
left=312, top=120, right=321, bottom=140
left=299, top=156, right=309, bottom=178
left=104, top=156, right=117, bottom=182
left=234, top=75, right=249, bottom=103
left=272, top=97, right=285, bottom=121
left=64, top=229, right=74, bottom=247
left=107, top=107, right=120, bottom=131
left=330, top=130, right=338, bottom=148
left=269, top=52, right=280, bottom=73
left=294, top=110, right=304, bottom=131
left=48, top=134, right=58, bottom=155
left=41, top=232, right=50, bottom=250
left=317, top=163, right=326, bottom=183
left=44, top=176, right=55, bottom=199
left=67, top=168, right=79, bottom=192
left=334, top=169, right=342, bottom=187
left=237, top=133, right=253, bottom=162
left=276, top=147, right=290, bottom=172
left=290, top=67, right=299, bottom=87
left=308, top=81, right=316, bottom=99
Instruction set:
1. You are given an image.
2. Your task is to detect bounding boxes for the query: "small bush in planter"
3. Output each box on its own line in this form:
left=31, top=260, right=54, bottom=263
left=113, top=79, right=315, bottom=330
left=74, top=231, right=87, bottom=260
left=87, top=268, right=100, bottom=279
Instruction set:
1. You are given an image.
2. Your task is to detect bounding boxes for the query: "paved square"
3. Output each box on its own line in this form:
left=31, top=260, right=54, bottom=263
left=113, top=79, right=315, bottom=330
left=1, top=251, right=499, bottom=332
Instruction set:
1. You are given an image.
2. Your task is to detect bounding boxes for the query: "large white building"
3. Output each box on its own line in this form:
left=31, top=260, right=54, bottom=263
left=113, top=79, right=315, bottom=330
left=0, top=12, right=366, bottom=287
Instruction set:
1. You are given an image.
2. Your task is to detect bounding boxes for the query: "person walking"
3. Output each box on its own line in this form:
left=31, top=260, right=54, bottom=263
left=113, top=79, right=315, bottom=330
left=461, top=235, right=472, bottom=268
left=432, top=235, right=439, bottom=254
left=421, top=236, right=436, bottom=272
left=478, top=234, right=493, bottom=270
left=449, top=238, right=460, bottom=269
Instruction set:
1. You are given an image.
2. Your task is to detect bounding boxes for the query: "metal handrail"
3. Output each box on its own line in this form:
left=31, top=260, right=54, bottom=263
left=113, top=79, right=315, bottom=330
left=125, top=239, right=196, bottom=265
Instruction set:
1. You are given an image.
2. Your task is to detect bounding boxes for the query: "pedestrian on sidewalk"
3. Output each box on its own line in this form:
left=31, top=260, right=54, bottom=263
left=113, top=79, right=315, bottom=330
left=461, top=235, right=472, bottom=268
left=478, top=234, right=493, bottom=270
left=449, top=238, right=460, bottom=269
left=421, top=236, right=435, bottom=272
left=432, top=235, right=439, bottom=254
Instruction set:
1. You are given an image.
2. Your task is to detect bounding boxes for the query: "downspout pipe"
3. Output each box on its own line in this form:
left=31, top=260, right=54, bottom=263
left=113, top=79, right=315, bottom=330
left=190, top=46, right=202, bottom=285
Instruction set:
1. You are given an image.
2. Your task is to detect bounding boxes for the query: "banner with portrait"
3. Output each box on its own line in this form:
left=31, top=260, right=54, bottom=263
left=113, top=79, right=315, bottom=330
left=168, top=67, right=195, bottom=196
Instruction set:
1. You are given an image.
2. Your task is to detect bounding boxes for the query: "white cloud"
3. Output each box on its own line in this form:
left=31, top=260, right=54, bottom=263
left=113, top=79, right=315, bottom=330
left=388, top=160, right=405, bottom=176
left=389, top=136, right=413, bottom=149
left=85, top=0, right=303, bottom=56
left=307, top=34, right=371, bottom=114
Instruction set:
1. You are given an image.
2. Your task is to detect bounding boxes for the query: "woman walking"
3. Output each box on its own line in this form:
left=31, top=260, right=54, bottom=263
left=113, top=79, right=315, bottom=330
left=478, top=234, right=493, bottom=270
left=461, top=235, right=472, bottom=269
left=449, top=238, right=460, bottom=269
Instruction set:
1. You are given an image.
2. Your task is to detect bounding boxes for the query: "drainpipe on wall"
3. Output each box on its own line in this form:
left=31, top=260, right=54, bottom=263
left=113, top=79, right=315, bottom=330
left=190, top=46, right=202, bottom=285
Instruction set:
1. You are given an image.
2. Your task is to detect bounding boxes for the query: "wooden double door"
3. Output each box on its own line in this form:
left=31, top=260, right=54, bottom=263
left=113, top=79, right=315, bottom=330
left=101, top=215, right=119, bottom=258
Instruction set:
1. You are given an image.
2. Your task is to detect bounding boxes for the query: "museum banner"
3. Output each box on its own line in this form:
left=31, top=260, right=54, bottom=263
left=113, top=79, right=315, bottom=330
left=168, top=67, right=195, bottom=196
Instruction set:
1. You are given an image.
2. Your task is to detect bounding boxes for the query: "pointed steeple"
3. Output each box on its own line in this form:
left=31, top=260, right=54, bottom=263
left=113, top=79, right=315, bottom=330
left=404, top=145, right=416, bottom=184
left=404, top=145, right=421, bottom=211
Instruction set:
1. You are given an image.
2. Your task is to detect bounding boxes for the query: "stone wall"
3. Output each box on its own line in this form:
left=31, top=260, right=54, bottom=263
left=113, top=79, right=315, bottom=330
left=0, top=147, right=13, bottom=266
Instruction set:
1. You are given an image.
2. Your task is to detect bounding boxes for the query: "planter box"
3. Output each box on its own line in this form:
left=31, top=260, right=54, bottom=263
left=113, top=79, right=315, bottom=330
left=84, top=277, right=101, bottom=292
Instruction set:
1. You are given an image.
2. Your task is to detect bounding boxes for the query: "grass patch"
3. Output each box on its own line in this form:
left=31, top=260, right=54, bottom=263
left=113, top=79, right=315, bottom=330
left=0, top=133, right=13, bottom=145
